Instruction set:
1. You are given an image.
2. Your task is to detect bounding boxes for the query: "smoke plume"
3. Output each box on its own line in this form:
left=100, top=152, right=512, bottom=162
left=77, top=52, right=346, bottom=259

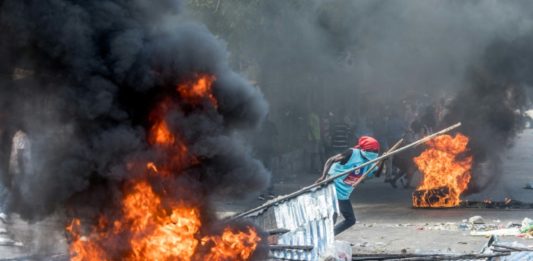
left=189, top=0, right=533, bottom=192
left=0, top=0, right=269, bottom=225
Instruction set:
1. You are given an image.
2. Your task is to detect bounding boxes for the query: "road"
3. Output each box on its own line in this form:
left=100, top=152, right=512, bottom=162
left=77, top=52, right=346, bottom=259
left=0, top=130, right=532, bottom=259
left=340, top=128, right=533, bottom=254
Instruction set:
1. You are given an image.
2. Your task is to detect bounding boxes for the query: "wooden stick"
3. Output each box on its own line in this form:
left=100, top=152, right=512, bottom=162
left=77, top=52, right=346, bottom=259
left=350, top=139, right=403, bottom=188
left=230, top=123, right=462, bottom=220
left=269, top=244, right=314, bottom=251
left=267, top=228, right=291, bottom=235
left=492, top=243, right=533, bottom=252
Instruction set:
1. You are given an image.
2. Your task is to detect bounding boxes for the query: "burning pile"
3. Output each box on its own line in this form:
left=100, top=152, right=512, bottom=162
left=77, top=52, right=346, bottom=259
left=66, top=75, right=262, bottom=260
left=412, top=134, right=473, bottom=208
left=0, top=1, right=270, bottom=260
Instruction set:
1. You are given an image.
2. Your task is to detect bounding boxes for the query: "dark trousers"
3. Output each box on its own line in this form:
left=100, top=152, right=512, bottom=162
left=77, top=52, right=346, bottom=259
left=333, top=199, right=356, bottom=235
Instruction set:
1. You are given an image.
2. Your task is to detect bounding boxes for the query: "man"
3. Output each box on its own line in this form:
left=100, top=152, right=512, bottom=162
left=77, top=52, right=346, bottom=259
left=316, top=136, right=380, bottom=235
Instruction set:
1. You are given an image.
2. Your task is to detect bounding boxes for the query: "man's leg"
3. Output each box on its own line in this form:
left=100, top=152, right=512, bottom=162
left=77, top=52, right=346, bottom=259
left=334, top=199, right=356, bottom=235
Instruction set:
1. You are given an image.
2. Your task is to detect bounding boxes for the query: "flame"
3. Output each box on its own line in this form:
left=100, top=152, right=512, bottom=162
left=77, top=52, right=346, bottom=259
left=66, top=74, right=260, bottom=260
left=67, top=179, right=261, bottom=260
left=146, top=162, right=158, bottom=173
left=177, top=74, right=217, bottom=107
left=148, top=100, right=198, bottom=173
left=124, top=181, right=202, bottom=260
left=66, top=219, right=107, bottom=261
left=202, top=227, right=262, bottom=261
left=412, top=133, right=472, bottom=207
left=151, top=120, right=175, bottom=145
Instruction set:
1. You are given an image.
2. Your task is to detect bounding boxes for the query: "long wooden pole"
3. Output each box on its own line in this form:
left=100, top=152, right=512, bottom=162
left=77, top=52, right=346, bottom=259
left=350, top=138, right=403, bottom=188
left=230, top=122, right=462, bottom=220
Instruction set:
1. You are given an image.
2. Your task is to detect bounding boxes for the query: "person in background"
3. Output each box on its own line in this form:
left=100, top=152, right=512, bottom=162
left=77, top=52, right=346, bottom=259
left=307, top=111, right=321, bottom=172
left=383, top=110, right=407, bottom=184
left=329, top=112, right=350, bottom=155
left=389, top=119, right=427, bottom=189
left=0, top=115, right=8, bottom=222
left=315, top=136, right=381, bottom=235
left=320, top=111, right=333, bottom=159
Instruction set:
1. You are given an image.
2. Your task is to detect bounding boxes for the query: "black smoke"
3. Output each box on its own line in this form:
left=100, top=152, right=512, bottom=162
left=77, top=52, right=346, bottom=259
left=0, top=0, right=269, bottom=225
left=444, top=34, right=533, bottom=192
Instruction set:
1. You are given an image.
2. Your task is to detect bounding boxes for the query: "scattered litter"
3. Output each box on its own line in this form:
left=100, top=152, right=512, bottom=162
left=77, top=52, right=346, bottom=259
left=471, top=227, right=521, bottom=236
left=481, top=238, right=533, bottom=261
left=459, top=223, right=469, bottom=231
left=322, top=240, right=352, bottom=261
left=520, top=218, right=533, bottom=238
left=469, top=215, right=485, bottom=224
left=507, top=222, right=521, bottom=228
left=355, top=242, right=368, bottom=248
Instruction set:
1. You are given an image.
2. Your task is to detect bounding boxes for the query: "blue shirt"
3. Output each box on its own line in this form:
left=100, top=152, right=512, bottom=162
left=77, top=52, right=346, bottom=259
left=328, top=148, right=378, bottom=200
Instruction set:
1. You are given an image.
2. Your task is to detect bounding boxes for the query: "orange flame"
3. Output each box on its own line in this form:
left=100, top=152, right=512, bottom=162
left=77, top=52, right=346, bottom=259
left=177, top=74, right=217, bottom=107
left=67, top=73, right=260, bottom=260
left=146, top=162, right=158, bottom=173
left=66, top=219, right=107, bottom=261
left=151, top=120, right=175, bottom=145
left=412, top=133, right=472, bottom=207
left=202, top=227, right=262, bottom=261
left=66, top=180, right=261, bottom=260
left=148, top=99, right=197, bottom=172
left=124, top=181, right=202, bottom=260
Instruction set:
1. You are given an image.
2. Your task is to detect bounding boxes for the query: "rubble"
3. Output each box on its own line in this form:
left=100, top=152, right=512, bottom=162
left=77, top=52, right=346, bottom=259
left=470, top=228, right=522, bottom=237
left=480, top=237, right=533, bottom=261
left=520, top=218, right=533, bottom=238
left=468, top=217, right=533, bottom=238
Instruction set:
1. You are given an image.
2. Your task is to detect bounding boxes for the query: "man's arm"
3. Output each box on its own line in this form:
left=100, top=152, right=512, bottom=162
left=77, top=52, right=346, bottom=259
left=315, top=150, right=352, bottom=183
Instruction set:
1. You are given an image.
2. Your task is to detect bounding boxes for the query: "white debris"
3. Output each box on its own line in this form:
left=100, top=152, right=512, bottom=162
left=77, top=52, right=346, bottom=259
left=0, top=213, right=7, bottom=224
left=0, top=237, right=23, bottom=247
left=470, top=227, right=521, bottom=236
left=468, top=216, right=485, bottom=224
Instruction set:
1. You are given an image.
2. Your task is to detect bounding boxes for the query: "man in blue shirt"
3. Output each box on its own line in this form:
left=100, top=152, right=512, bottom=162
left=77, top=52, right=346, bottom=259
left=316, top=136, right=380, bottom=235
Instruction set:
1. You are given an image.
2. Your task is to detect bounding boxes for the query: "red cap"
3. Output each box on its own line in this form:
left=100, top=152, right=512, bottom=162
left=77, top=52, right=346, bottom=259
left=355, top=136, right=380, bottom=152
